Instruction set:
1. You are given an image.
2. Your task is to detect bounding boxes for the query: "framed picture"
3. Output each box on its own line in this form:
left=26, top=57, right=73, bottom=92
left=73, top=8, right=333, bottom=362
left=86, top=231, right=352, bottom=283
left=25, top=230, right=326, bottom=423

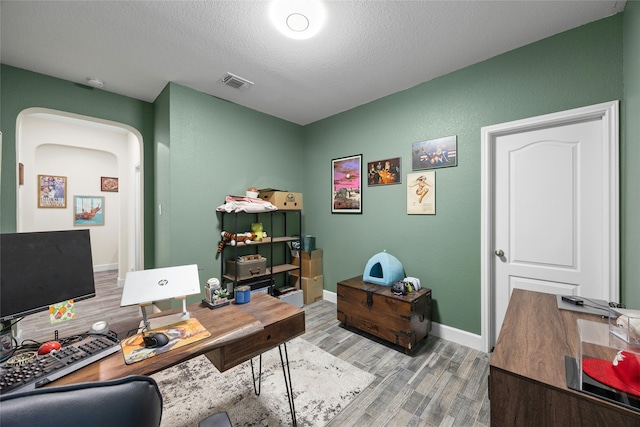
left=332, top=154, right=362, bottom=214
left=74, top=196, right=105, bottom=226
left=407, top=171, right=435, bottom=215
left=411, top=135, right=457, bottom=171
left=101, top=176, right=119, bottom=192
left=367, top=157, right=401, bottom=186
left=38, top=175, right=67, bottom=208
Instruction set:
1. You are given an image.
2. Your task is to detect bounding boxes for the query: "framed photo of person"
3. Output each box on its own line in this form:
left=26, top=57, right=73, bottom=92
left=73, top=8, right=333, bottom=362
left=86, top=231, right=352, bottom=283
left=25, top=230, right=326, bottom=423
left=367, top=157, right=401, bottom=186
left=411, top=135, right=457, bottom=170
left=407, top=171, right=435, bottom=215
left=38, top=175, right=67, bottom=208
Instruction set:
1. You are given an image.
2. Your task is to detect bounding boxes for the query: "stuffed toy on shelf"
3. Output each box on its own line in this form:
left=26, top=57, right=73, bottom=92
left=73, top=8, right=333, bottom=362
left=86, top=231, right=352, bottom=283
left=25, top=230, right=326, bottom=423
left=217, top=231, right=255, bottom=253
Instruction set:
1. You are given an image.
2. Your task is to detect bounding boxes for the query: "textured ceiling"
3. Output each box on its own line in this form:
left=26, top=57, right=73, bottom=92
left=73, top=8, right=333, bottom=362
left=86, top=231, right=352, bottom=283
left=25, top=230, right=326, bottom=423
left=0, top=1, right=626, bottom=125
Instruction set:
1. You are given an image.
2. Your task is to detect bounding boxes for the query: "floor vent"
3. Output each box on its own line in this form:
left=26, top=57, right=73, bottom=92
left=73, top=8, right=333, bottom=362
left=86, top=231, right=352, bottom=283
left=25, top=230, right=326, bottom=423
left=220, top=72, right=254, bottom=91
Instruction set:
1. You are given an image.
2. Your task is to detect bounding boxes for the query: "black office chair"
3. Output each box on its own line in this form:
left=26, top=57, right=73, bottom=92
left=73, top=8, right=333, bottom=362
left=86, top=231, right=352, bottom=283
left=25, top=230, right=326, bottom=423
left=0, top=375, right=163, bottom=427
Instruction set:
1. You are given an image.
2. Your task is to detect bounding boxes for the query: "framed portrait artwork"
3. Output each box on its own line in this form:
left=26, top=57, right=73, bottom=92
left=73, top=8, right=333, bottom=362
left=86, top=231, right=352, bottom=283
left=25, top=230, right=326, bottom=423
left=38, top=175, right=67, bottom=208
left=367, top=157, right=401, bottom=186
left=101, top=176, right=119, bottom=192
left=74, top=196, right=105, bottom=226
left=332, top=154, right=362, bottom=214
left=411, top=135, right=457, bottom=170
left=407, top=171, right=435, bottom=215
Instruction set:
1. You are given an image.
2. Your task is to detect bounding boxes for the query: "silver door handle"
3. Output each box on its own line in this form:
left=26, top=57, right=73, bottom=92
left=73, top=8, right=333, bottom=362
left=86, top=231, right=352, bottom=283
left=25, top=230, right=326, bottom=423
left=495, top=249, right=504, bottom=257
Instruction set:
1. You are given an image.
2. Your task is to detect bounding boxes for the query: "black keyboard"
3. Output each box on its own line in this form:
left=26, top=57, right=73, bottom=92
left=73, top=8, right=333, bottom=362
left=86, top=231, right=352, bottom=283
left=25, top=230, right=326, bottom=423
left=0, top=334, right=120, bottom=395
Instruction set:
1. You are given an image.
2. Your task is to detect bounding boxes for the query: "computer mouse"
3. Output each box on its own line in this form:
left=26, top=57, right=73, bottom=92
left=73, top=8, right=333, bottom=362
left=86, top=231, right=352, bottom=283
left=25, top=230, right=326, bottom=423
left=38, top=341, right=62, bottom=355
left=143, top=332, right=170, bottom=348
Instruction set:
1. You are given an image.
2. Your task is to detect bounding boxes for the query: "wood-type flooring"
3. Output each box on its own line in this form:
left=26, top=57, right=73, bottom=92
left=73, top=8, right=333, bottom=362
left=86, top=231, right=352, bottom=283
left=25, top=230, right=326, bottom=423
left=18, top=270, right=141, bottom=343
left=304, top=299, right=490, bottom=427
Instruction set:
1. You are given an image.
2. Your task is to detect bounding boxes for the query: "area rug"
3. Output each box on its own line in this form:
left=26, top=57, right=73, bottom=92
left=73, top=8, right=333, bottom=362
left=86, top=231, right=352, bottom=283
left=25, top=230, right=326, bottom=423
left=153, top=337, right=375, bottom=426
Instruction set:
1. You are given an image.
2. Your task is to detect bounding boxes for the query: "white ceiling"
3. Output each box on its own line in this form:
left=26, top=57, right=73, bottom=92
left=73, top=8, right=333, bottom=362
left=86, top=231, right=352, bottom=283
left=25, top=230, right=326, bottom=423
left=0, top=1, right=626, bottom=125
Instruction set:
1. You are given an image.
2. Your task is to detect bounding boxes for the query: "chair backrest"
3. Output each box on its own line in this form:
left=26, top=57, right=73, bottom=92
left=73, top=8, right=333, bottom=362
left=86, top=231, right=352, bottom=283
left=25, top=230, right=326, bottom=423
left=0, top=375, right=163, bottom=427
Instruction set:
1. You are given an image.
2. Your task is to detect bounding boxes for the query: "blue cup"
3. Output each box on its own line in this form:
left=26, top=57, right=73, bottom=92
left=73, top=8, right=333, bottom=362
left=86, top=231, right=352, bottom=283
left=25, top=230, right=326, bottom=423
left=235, top=286, right=251, bottom=304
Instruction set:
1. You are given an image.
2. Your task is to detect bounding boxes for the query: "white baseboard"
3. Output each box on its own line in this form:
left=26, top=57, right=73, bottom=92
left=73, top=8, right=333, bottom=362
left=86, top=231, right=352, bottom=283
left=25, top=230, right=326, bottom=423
left=323, top=289, right=337, bottom=304
left=320, top=290, right=483, bottom=352
left=94, top=263, right=117, bottom=272
left=430, top=321, right=482, bottom=351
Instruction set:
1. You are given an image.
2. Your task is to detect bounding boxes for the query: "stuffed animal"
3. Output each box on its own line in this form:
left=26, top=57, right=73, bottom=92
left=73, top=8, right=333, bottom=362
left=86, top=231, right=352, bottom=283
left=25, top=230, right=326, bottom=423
left=217, top=231, right=255, bottom=253
left=251, top=223, right=264, bottom=241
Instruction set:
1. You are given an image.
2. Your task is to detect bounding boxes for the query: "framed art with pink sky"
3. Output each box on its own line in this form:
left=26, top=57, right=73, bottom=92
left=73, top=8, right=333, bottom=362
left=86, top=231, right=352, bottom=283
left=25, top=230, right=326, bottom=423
left=332, top=154, right=362, bottom=214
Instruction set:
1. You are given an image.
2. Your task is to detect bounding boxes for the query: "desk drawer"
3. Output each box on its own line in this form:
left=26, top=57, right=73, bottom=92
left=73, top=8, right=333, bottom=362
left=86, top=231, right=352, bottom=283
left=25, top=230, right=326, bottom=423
left=205, top=312, right=305, bottom=372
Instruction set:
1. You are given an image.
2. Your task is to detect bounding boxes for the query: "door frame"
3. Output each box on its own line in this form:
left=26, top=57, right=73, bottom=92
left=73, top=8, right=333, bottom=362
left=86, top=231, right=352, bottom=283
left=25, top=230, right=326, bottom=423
left=480, top=100, right=619, bottom=353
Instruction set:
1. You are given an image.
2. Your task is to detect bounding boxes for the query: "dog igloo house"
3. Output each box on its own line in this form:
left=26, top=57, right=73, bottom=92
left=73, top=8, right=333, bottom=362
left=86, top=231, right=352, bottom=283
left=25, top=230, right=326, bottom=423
left=363, top=250, right=405, bottom=286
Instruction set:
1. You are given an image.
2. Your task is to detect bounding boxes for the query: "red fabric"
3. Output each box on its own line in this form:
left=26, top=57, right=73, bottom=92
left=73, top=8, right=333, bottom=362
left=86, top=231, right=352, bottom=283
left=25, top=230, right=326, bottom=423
left=582, top=350, right=640, bottom=398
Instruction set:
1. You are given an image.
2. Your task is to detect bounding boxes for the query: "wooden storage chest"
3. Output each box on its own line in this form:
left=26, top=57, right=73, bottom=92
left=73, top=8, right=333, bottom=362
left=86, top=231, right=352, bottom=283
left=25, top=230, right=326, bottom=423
left=336, top=275, right=431, bottom=354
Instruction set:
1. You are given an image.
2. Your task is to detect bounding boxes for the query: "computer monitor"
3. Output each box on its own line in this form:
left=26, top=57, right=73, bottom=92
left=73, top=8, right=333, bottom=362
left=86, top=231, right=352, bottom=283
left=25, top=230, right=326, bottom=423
left=0, top=229, right=96, bottom=324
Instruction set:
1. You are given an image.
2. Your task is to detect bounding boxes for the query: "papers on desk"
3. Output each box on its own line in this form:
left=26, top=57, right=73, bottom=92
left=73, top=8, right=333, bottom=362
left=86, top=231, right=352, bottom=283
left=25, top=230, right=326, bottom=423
left=120, top=318, right=210, bottom=365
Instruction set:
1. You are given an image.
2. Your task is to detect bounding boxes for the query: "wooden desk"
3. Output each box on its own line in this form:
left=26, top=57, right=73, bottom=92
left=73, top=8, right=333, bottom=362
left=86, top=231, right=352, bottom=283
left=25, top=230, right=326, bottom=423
left=51, top=292, right=305, bottom=386
left=490, top=289, right=640, bottom=426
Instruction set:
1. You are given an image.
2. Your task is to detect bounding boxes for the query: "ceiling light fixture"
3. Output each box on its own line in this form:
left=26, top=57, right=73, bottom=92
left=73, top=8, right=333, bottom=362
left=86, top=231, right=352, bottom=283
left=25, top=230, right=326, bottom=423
left=86, top=77, right=104, bottom=88
left=269, top=0, right=326, bottom=40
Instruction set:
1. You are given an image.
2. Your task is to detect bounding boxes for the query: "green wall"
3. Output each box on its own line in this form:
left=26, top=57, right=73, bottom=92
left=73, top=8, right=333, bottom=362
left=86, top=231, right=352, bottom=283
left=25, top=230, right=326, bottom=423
left=159, top=83, right=304, bottom=304
left=623, top=1, right=640, bottom=310
left=303, top=14, right=625, bottom=334
left=0, top=65, right=157, bottom=267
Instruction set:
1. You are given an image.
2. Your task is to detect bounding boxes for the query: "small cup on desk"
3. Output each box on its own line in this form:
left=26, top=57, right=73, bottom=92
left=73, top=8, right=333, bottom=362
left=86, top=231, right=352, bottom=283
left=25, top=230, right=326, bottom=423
left=234, top=286, right=251, bottom=304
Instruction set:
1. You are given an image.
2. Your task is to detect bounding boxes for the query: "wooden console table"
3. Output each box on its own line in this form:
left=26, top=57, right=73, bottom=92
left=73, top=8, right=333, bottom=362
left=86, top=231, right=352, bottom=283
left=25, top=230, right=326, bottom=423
left=490, top=289, right=640, bottom=426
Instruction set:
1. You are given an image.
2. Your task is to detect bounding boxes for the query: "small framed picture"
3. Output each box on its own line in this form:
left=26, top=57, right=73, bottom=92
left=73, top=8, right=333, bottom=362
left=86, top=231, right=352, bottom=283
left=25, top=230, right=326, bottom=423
left=101, top=176, right=119, bottom=192
left=74, top=196, right=105, bottom=226
left=411, top=135, right=457, bottom=171
left=332, top=154, right=362, bottom=214
left=38, top=175, right=67, bottom=208
left=407, top=171, right=435, bottom=215
left=367, top=157, right=401, bottom=186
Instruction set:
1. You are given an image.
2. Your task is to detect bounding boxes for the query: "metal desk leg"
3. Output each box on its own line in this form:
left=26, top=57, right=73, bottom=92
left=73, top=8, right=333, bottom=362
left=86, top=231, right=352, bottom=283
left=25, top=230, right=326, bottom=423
left=278, top=342, right=297, bottom=426
left=250, top=342, right=297, bottom=426
left=250, top=353, right=262, bottom=396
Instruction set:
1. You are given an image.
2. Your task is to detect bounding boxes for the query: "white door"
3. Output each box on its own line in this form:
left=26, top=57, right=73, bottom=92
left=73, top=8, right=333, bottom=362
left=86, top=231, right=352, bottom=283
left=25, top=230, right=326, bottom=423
left=481, top=101, right=619, bottom=352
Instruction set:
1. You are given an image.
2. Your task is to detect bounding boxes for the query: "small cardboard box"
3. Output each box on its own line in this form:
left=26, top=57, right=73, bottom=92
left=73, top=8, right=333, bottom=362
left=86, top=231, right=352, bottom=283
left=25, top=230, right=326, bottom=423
left=290, top=274, right=323, bottom=305
left=291, top=248, right=323, bottom=278
left=258, top=189, right=303, bottom=210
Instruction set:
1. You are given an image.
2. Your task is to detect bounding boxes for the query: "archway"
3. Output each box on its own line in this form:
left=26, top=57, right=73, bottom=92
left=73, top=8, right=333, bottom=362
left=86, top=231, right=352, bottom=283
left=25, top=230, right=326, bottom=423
left=16, top=108, right=144, bottom=285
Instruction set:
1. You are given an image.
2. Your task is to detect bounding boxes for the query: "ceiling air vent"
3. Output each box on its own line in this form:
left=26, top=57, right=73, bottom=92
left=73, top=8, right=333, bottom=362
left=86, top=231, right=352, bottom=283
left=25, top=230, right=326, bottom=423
left=220, top=72, right=254, bottom=91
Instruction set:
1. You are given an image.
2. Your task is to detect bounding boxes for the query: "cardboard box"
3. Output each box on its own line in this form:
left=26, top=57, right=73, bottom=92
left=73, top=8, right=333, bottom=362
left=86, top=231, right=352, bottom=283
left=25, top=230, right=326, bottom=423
left=290, top=274, right=323, bottom=305
left=291, top=248, right=323, bottom=278
left=258, top=189, right=303, bottom=210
